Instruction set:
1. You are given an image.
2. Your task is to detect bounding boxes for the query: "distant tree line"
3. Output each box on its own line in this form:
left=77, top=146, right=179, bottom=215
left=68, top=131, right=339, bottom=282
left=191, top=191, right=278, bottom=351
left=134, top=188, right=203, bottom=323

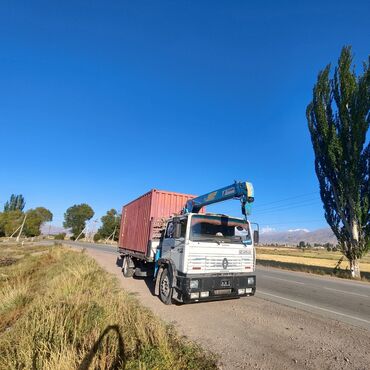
left=0, top=194, right=52, bottom=237
left=0, top=194, right=121, bottom=242
left=296, top=241, right=338, bottom=251
left=62, top=204, right=120, bottom=242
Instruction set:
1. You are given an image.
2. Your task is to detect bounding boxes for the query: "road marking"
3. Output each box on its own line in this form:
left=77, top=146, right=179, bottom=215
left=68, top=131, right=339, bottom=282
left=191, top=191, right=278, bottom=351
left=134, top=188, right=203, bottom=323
left=262, top=274, right=369, bottom=296
left=267, top=276, right=305, bottom=285
left=323, top=286, right=369, bottom=298
left=258, top=291, right=370, bottom=325
left=257, top=266, right=370, bottom=289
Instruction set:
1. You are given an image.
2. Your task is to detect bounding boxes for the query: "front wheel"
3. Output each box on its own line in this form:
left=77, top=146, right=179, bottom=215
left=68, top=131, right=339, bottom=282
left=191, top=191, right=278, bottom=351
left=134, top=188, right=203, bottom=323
left=159, top=268, right=173, bottom=305
left=122, top=256, right=134, bottom=278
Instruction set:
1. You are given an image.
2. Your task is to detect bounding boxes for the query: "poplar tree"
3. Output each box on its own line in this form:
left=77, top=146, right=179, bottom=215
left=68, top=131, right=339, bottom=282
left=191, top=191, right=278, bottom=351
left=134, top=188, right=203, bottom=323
left=3, top=194, right=25, bottom=212
left=306, top=46, right=369, bottom=278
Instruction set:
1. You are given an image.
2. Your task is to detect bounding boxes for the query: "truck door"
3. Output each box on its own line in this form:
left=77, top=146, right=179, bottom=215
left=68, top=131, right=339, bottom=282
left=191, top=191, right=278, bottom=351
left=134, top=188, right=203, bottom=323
left=161, top=219, right=186, bottom=273
left=170, top=218, right=187, bottom=273
left=161, top=221, right=175, bottom=259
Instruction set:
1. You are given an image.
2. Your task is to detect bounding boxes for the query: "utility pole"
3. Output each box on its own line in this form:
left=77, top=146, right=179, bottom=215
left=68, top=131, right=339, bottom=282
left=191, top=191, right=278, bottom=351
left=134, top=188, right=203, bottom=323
left=105, top=226, right=117, bottom=244
left=75, top=226, right=86, bottom=242
left=16, top=214, right=27, bottom=242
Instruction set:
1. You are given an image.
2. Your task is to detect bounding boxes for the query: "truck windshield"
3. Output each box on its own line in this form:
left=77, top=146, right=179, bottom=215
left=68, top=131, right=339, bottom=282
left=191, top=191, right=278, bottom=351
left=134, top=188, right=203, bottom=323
left=190, top=215, right=251, bottom=244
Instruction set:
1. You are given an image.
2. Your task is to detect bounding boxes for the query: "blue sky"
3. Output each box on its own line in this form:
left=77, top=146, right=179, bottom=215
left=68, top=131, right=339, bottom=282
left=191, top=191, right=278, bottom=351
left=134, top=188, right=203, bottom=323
left=1, top=1, right=369, bottom=232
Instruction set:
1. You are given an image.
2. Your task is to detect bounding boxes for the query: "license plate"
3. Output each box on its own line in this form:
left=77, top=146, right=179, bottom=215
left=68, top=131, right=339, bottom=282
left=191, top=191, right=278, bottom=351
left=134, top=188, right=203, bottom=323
left=214, top=289, right=232, bottom=295
left=221, top=280, right=230, bottom=287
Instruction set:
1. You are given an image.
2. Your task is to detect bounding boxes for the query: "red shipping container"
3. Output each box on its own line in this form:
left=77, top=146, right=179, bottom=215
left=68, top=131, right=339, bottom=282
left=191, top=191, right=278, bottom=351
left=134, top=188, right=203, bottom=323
left=118, top=189, right=202, bottom=256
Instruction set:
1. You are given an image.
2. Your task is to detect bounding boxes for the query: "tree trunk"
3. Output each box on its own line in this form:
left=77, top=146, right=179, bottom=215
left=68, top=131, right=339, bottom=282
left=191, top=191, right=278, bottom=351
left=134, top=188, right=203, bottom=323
left=349, top=258, right=361, bottom=279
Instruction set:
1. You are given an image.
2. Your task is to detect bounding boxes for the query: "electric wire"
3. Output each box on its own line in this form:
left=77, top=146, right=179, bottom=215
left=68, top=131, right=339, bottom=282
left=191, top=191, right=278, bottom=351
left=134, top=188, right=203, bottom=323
left=253, top=199, right=322, bottom=216
left=254, top=196, right=321, bottom=213
left=255, top=191, right=319, bottom=208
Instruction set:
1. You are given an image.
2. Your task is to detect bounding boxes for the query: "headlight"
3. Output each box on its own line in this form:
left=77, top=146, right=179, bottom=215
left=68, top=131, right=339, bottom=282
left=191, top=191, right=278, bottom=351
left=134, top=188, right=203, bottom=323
left=190, top=280, right=199, bottom=289
left=200, top=291, right=209, bottom=298
left=248, top=277, right=255, bottom=285
left=190, top=292, right=199, bottom=299
left=238, top=288, right=246, bottom=295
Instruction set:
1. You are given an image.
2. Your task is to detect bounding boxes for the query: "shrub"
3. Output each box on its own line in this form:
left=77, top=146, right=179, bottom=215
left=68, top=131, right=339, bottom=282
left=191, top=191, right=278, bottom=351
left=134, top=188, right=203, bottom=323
left=54, top=233, right=66, bottom=240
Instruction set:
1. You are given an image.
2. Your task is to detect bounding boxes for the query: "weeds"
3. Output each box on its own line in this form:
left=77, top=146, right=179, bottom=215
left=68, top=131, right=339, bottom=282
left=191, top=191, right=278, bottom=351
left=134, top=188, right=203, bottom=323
left=0, top=245, right=217, bottom=370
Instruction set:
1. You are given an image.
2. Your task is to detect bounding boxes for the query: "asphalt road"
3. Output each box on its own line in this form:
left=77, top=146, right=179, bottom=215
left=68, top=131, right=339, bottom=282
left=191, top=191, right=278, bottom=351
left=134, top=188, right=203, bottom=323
left=65, top=241, right=370, bottom=330
left=256, top=267, right=370, bottom=330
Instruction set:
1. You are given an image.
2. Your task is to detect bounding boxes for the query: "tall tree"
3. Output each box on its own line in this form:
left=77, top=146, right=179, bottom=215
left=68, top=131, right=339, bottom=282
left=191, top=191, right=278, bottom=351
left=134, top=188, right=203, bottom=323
left=306, top=46, right=369, bottom=278
left=4, top=194, right=25, bottom=212
left=24, top=207, right=53, bottom=237
left=63, top=204, right=94, bottom=238
left=95, top=209, right=121, bottom=241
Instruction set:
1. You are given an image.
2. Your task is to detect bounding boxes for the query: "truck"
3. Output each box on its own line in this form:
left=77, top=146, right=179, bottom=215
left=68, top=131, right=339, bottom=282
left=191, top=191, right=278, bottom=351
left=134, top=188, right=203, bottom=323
left=117, top=181, right=258, bottom=304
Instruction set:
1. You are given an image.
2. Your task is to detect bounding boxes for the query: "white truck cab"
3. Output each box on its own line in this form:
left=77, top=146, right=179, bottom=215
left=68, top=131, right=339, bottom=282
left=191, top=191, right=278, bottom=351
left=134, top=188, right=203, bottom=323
left=155, top=213, right=257, bottom=304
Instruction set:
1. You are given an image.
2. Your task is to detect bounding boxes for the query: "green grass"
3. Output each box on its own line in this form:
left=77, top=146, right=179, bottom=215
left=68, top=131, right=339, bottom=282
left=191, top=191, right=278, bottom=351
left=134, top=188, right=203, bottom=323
left=0, top=244, right=217, bottom=370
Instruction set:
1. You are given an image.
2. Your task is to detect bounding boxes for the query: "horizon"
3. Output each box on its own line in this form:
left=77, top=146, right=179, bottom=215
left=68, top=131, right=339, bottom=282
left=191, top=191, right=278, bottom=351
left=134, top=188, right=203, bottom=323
left=1, top=1, right=369, bottom=232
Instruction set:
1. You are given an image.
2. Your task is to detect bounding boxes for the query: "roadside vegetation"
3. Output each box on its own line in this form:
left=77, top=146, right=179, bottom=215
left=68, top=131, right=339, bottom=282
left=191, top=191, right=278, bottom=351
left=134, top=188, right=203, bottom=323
left=0, top=194, right=53, bottom=238
left=0, top=243, right=216, bottom=370
left=257, top=246, right=370, bottom=280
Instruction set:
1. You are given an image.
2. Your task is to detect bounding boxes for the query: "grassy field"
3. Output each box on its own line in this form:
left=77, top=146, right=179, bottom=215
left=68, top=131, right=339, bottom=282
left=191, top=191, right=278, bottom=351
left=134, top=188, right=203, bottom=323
left=0, top=243, right=217, bottom=370
left=256, top=246, right=370, bottom=279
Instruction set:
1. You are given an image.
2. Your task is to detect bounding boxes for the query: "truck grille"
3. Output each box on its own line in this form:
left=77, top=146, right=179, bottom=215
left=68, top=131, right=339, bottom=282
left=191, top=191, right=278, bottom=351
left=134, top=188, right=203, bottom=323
left=188, top=255, right=253, bottom=271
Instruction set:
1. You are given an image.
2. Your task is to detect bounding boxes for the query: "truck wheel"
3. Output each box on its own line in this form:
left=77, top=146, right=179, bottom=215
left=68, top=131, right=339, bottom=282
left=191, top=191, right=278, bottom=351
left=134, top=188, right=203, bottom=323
left=122, top=257, right=134, bottom=278
left=159, top=268, right=173, bottom=305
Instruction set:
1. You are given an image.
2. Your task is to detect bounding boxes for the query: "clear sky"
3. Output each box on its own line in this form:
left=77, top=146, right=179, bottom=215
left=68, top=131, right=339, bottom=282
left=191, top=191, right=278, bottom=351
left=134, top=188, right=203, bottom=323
left=1, top=1, right=369, bottom=232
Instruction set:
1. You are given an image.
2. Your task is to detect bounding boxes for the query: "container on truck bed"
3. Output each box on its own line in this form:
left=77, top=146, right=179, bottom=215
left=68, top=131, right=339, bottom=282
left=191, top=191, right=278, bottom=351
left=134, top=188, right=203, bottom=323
left=118, top=189, right=204, bottom=260
left=117, top=182, right=258, bottom=305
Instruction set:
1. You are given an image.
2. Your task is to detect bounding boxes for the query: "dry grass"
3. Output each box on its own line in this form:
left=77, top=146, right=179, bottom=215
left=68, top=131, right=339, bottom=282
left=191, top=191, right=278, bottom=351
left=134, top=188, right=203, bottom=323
left=256, top=246, right=370, bottom=280
left=0, top=244, right=217, bottom=370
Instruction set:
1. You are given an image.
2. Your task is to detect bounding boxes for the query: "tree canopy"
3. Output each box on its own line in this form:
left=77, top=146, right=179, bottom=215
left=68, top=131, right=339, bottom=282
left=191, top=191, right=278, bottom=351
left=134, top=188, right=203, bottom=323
left=306, top=46, right=369, bottom=278
left=95, top=209, right=121, bottom=241
left=0, top=210, right=24, bottom=237
left=24, top=207, right=53, bottom=237
left=63, top=204, right=94, bottom=238
left=3, top=194, right=25, bottom=212
left=0, top=206, right=52, bottom=237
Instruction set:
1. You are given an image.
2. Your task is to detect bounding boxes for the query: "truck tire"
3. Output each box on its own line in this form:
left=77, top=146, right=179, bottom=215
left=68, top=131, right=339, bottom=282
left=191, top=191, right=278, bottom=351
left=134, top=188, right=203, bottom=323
left=159, top=268, right=173, bottom=305
left=122, top=256, right=134, bottom=278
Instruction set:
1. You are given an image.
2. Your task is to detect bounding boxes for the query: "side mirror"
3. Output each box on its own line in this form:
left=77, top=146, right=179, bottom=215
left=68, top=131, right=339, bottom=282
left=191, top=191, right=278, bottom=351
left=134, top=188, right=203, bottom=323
left=173, top=222, right=182, bottom=239
left=253, top=230, right=259, bottom=245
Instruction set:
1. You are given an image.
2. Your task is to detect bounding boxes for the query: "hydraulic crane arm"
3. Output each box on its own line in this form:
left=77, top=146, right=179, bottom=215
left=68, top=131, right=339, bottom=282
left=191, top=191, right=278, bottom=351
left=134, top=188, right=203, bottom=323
left=184, top=181, right=254, bottom=217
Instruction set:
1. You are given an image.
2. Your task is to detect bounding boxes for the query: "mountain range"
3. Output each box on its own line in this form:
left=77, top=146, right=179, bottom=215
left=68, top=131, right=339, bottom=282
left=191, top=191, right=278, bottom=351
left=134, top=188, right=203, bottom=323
left=260, top=227, right=337, bottom=245
left=40, top=224, right=70, bottom=236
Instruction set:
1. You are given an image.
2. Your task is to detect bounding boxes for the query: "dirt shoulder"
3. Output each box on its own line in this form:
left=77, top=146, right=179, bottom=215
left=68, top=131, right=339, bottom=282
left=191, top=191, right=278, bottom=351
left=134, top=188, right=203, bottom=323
left=82, top=247, right=370, bottom=370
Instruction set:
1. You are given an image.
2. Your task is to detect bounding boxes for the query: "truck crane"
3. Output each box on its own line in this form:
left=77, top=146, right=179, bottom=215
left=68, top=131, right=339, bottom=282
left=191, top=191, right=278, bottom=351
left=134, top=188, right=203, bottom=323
left=118, top=181, right=258, bottom=305
left=183, top=180, right=255, bottom=216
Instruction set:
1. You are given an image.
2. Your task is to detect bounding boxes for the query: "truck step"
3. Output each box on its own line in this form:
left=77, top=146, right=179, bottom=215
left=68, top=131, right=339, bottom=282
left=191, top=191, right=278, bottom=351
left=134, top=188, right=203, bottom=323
left=134, top=266, right=154, bottom=277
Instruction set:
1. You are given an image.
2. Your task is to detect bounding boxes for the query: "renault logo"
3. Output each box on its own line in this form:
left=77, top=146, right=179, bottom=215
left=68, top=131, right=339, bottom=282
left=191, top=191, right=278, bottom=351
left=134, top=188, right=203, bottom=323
left=222, top=258, right=228, bottom=269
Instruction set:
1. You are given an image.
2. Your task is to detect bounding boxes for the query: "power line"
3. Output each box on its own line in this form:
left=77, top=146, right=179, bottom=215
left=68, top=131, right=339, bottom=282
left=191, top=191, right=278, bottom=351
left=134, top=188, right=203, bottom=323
left=255, top=191, right=319, bottom=208
left=254, top=196, right=320, bottom=213
left=253, top=199, right=322, bottom=216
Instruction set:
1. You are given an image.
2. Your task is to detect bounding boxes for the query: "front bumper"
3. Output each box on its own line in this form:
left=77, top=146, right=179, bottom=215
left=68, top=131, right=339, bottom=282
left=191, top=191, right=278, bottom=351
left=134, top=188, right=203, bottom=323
left=174, top=273, right=256, bottom=303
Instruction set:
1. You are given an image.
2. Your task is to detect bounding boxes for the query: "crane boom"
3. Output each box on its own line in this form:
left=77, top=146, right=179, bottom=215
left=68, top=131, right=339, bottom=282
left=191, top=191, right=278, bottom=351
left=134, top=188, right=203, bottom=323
left=184, top=181, right=254, bottom=217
